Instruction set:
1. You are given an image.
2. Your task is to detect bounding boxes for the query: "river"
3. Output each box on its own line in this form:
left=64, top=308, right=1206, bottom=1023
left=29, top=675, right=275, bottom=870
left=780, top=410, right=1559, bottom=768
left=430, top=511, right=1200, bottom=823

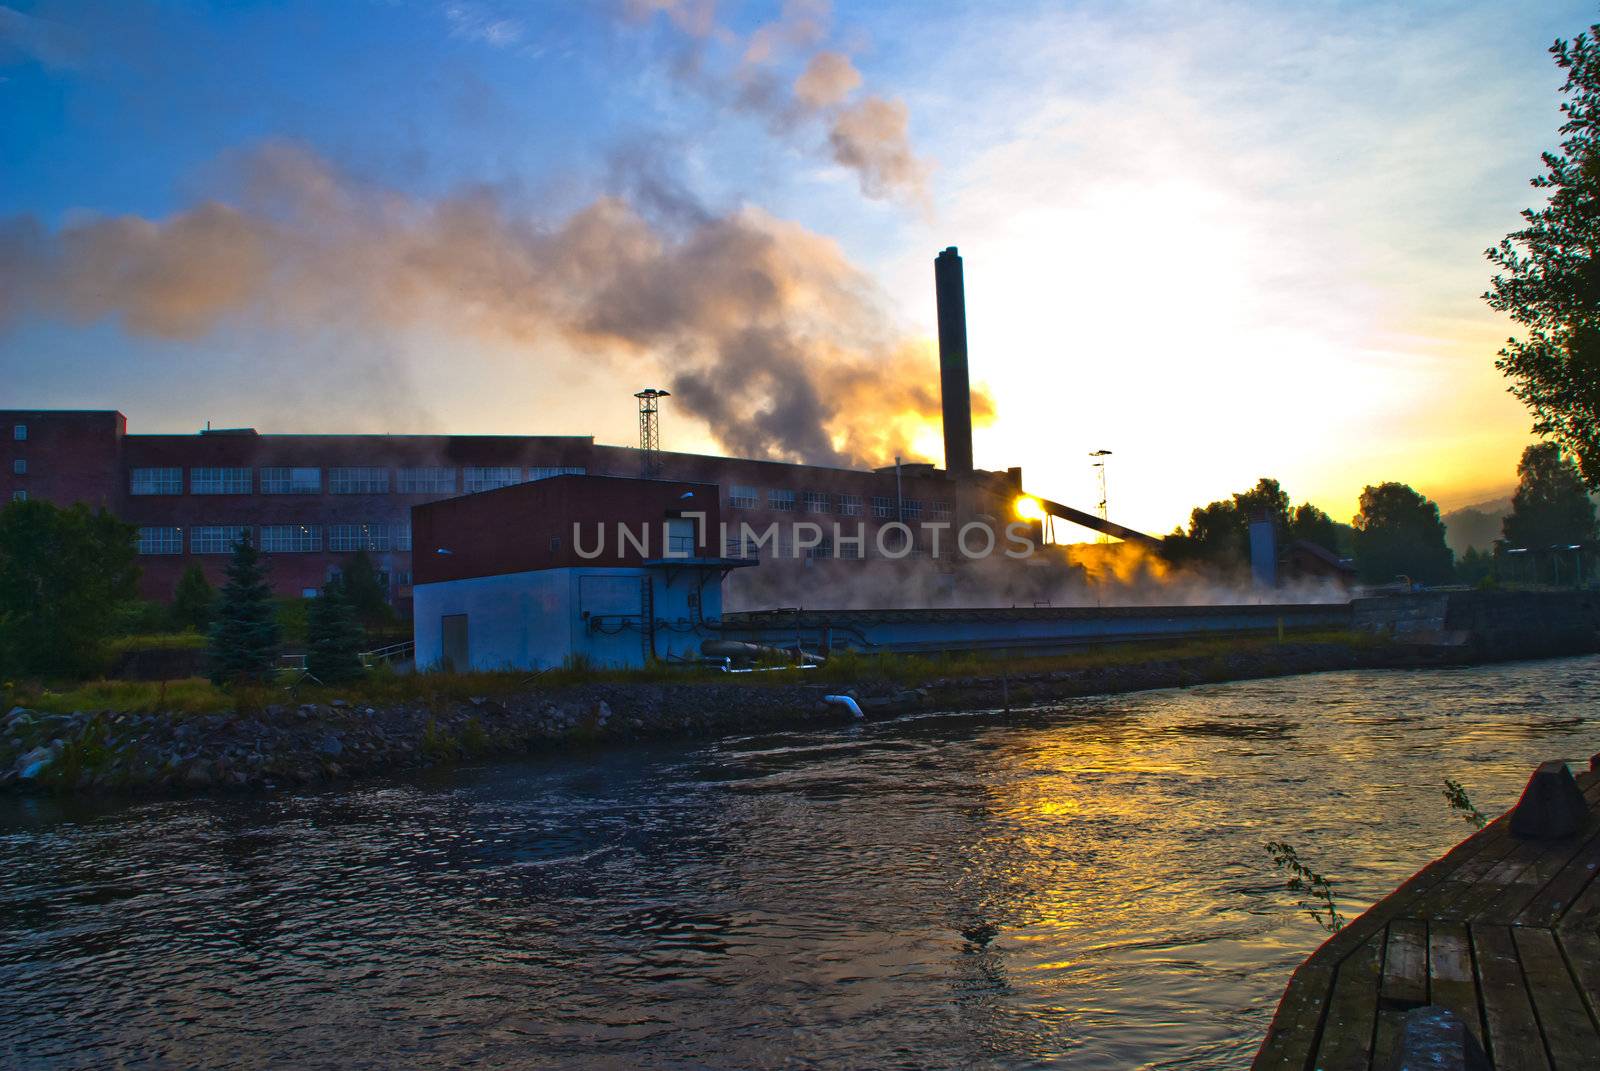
left=3, top=656, right=1599, bottom=1069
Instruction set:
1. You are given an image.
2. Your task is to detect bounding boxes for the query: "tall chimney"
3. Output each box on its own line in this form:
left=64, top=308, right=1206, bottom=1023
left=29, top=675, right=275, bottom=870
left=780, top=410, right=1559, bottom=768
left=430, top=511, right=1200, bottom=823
left=934, top=246, right=974, bottom=477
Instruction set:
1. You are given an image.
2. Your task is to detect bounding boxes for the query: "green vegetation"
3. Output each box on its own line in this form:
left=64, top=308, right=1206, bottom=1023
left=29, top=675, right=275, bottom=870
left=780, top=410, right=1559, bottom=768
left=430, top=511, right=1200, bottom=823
left=1443, top=778, right=1489, bottom=829
left=4, top=627, right=1372, bottom=717
left=1484, top=24, right=1600, bottom=490
left=1352, top=482, right=1454, bottom=585
left=306, top=579, right=365, bottom=683
left=207, top=535, right=281, bottom=686
left=0, top=498, right=139, bottom=679
left=1266, top=841, right=1345, bottom=932
left=339, top=549, right=395, bottom=627
left=170, top=564, right=215, bottom=632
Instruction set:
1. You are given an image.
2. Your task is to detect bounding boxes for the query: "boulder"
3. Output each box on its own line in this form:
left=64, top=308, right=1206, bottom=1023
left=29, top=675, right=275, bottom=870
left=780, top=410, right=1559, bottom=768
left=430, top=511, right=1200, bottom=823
left=1510, top=760, right=1589, bottom=840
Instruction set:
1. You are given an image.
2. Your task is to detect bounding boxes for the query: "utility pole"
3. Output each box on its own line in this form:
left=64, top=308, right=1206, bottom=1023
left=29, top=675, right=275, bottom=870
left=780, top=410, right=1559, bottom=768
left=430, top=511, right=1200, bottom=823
left=635, top=388, right=669, bottom=478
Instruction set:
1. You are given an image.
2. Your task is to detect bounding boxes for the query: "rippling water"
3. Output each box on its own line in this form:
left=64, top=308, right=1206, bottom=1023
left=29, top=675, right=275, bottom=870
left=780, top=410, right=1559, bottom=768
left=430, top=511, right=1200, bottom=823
left=4, top=657, right=1600, bottom=1069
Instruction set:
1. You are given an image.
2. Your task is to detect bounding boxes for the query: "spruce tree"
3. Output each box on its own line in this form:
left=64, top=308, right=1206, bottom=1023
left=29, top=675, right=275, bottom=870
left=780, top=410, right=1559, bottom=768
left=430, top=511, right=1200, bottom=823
left=207, top=533, right=280, bottom=686
left=170, top=563, right=215, bottom=632
left=306, top=577, right=366, bottom=683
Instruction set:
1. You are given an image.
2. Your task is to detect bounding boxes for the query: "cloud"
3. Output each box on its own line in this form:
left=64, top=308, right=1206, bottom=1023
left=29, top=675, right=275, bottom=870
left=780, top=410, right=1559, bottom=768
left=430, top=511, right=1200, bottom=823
left=442, top=2, right=524, bottom=48
left=793, top=49, right=860, bottom=109
left=0, top=142, right=989, bottom=467
left=0, top=5, right=80, bottom=68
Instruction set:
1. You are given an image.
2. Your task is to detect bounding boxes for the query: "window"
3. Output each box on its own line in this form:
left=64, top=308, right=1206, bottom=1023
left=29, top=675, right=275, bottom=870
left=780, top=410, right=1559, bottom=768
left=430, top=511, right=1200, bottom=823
left=130, top=468, right=184, bottom=495
left=260, top=524, right=322, bottom=553
left=191, top=467, right=252, bottom=495
left=463, top=466, right=522, bottom=493
left=527, top=466, right=586, bottom=481
left=394, top=570, right=413, bottom=587
left=768, top=489, right=796, bottom=512
left=259, top=467, right=322, bottom=494
left=872, top=495, right=894, bottom=519
left=137, top=527, right=184, bottom=555
left=192, top=526, right=251, bottom=554
left=837, top=493, right=863, bottom=517
left=802, top=490, right=830, bottom=514
left=328, top=523, right=391, bottom=552
left=397, top=467, right=457, bottom=494
left=12, top=425, right=25, bottom=441
left=11, top=490, right=25, bottom=502
left=806, top=536, right=834, bottom=559
left=729, top=485, right=758, bottom=509
left=11, top=459, right=24, bottom=475
left=930, top=500, right=951, bottom=521
left=903, top=498, right=924, bottom=521
left=329, top=467, right=389, bottom=494
left=836, top=536, right=864, bottom=560
left=725, top=534, right=751, bottom=558
left=394, top=523, right=412, bottom=551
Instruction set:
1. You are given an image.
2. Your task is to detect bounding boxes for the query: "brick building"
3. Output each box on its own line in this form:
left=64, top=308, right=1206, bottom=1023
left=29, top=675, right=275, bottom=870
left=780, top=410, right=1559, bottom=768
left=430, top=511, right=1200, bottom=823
left=0, top=409, right=1029, bottom=611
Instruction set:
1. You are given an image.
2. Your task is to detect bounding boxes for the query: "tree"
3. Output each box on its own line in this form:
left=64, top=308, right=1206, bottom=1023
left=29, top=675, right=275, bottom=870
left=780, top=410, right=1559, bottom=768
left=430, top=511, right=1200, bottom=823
left=1160, top=478, right=1293, bottom=568
left=305, top=577, right=365, bottom=683
left=1484, top=26, right=1600, bottom=489
left=207, top=533, right=280, bottom=686
left=1287, top=503, right=1352, bottom=555
left=1457, top=546, right=1497, bottom=586
left=1502, top=442, right=1598, bottom=549
left=170, top=564, right=216, bottom=632
left=339, top=549, right=393, bottom=626
left=1352, top=483, right=1455, bottom=585
left=0, top=499, right=138, bottom=678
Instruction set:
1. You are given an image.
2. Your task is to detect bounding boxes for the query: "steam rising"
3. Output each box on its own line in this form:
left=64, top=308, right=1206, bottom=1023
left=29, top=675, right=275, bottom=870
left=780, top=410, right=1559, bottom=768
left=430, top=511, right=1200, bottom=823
left=0, top=142, right=984, bottom=467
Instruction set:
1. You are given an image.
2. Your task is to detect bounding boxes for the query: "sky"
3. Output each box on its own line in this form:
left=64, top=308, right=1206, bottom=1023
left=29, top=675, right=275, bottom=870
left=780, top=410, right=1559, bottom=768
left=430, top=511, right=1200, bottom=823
left=0, top=0, right=1591, bottom=536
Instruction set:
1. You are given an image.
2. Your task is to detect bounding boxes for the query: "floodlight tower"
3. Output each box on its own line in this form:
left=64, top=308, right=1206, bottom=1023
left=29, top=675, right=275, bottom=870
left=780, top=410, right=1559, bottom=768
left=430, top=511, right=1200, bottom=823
left=1090, top=449, right=1113, bottom=544
left=636, top=388, right=670, bottom=478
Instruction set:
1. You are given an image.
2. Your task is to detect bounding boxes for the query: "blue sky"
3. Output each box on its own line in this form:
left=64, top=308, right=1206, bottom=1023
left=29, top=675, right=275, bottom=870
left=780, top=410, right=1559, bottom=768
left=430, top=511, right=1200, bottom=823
left=2, top=0, right=1594, bottom=533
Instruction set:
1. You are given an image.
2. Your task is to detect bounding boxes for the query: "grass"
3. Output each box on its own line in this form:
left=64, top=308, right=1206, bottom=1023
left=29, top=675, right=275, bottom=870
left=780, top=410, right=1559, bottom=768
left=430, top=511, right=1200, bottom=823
left=105, top=631, right=208, bottom=655
left=4, top=627, right=1376, bottom=717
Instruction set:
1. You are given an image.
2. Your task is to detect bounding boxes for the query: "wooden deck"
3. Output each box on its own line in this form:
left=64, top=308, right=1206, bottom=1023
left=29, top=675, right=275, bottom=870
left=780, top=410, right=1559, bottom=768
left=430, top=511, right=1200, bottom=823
left=1254, top=766, right=1600, bottom=1069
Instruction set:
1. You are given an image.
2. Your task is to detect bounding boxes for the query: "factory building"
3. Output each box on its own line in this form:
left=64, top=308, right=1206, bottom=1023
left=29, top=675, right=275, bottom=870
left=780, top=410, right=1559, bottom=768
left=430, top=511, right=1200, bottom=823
left=0, top=410, right=1028, bottom=611
left=411, top=475, right=748, bottom=670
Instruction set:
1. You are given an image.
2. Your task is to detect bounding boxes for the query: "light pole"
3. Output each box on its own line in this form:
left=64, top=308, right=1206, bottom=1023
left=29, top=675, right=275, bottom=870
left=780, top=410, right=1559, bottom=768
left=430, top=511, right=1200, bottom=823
left=1090, top=449, right=1112, bottom=545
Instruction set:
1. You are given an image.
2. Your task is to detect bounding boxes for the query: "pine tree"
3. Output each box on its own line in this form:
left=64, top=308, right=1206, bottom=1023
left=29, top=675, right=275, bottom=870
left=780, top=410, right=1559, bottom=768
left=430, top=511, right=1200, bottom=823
left=340, top=549, right=394, bottom=626
left=170, top=563, right=215, bottom=632
left=207, top=533, right=280, bottom=686
left=306, top=577, right=365, bottom=683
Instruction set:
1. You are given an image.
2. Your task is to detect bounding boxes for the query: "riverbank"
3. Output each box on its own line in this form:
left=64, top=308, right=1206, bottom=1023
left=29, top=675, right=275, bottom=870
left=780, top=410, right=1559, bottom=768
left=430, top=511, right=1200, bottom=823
left=0, top=633, right=1519, bottom=796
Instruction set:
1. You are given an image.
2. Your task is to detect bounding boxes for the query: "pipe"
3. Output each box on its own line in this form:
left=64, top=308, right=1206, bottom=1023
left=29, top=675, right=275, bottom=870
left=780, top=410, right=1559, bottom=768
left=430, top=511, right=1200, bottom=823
left=1033, top=494, right=1160, bottom=547
left=823, top=694, right=865, bottom=719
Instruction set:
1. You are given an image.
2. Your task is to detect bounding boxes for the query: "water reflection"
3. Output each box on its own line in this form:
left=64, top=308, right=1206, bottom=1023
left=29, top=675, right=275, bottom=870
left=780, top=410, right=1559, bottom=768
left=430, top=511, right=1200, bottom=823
left=2, top=657, right=1599, bottom=1069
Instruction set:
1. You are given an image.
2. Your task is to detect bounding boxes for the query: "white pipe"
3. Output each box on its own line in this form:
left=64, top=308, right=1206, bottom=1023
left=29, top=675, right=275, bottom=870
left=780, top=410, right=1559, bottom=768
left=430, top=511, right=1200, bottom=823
left=824, top=694, right=864, bottom=719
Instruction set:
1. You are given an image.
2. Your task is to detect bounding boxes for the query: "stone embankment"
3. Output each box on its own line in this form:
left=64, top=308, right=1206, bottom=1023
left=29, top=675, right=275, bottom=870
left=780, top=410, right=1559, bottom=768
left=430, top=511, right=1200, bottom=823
left=0, top=640, right=1565, bottom=796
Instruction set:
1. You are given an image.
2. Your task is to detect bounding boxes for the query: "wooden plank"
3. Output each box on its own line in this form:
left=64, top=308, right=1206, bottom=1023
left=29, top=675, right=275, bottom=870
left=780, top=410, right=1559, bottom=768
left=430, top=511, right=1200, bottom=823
left=1481, top=825, right=1600, bottom=926
left=1252, top=961, right=1336, bottom=1070
left=1557, top=929, right=1600, bottom=1029
left=1380, top=918, right=1427, bottom=1009
left=1371, top=1008, right=1404, bottom=1070
left=1473, top=924, right=1551, bottom=1071
left=1435, top=840, right=1550, bottom=922
left=1428, top=920, right=1486, bottom=1048
left=1516, top=826, right=1600, bottom=927
left=1312, top=932, right=1384, bottom=1071
left=1512, top=927, right=1600, bottom=1068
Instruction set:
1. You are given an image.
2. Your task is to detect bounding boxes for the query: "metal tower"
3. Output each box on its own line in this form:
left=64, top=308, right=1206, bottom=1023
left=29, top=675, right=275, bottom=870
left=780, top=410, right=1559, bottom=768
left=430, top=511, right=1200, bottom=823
left=635, top=388, right=669, bottom=478
left=1090, top=449, right=1113, bottom=544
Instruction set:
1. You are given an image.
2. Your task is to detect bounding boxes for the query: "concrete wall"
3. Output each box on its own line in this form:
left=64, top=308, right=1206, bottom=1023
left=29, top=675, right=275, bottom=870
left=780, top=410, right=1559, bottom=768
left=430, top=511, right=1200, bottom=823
left=413, top=564, right=722, bottom=671
left=1353, top=590, right=1600, bottom=659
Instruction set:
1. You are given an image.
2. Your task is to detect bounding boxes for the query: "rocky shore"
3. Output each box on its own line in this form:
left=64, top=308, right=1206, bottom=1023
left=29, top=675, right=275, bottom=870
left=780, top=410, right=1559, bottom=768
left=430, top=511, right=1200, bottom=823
left=0, top=640, right=1514, bottom=796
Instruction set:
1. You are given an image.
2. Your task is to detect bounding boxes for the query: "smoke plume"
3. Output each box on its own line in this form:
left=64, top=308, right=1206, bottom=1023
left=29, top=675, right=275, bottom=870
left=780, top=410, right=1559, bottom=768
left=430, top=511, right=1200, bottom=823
left=0, top=141, right=985, bottom=467
left=622, top=0, right=930, bottom=207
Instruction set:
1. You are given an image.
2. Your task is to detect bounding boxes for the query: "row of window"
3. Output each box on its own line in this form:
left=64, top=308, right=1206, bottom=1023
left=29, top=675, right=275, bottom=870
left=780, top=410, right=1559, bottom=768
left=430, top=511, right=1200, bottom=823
left=129, top=466, right=586, bottom=496
left=137, top=523, right=413, bottom=555
left=728, top=485, right=948, bottom=520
